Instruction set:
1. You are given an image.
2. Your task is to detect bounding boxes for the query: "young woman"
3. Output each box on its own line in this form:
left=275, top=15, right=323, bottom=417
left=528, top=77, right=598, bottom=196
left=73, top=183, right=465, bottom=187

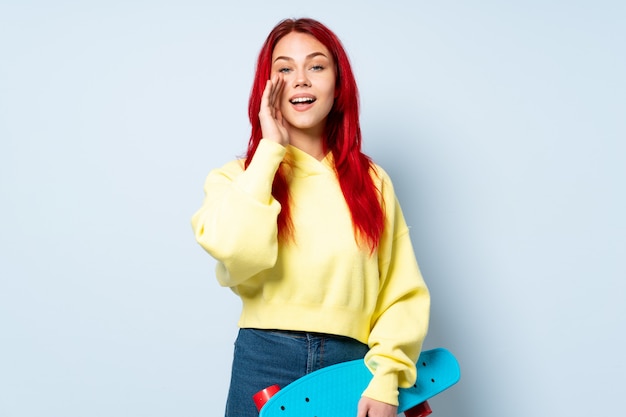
left=191, top=18, right=430, bottom=417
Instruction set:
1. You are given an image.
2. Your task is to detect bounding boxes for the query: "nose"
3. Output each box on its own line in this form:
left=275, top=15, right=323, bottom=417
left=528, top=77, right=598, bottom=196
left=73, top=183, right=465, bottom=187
left=293, top=68, right=310, bottom=88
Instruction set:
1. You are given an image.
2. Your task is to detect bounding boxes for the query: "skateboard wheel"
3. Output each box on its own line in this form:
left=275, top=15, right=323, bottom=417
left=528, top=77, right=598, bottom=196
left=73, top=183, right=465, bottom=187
left=404, top=400, right=432, bottom=417
left=253, top=384, right=281, bottom=411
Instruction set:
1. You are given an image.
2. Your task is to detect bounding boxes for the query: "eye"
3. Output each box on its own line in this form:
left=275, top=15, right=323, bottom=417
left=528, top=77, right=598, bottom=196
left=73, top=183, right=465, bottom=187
left=277, top=67, right=292, bottom=74
left=310, top=65, right=324, bottom=71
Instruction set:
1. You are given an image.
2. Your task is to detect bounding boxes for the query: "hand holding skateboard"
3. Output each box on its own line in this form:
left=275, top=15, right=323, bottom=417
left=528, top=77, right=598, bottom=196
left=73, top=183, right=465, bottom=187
left=254, top=348, right=460, bottom=417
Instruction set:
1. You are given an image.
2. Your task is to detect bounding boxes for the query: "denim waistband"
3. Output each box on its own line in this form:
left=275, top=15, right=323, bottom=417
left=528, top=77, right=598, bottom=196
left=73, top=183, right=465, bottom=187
left=248, top=328, right=357, bottom=342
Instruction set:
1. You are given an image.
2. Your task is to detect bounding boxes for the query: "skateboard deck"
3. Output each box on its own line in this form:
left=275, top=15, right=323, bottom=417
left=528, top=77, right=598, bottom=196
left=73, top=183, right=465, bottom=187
left=258, top=348, right=460, bottom=417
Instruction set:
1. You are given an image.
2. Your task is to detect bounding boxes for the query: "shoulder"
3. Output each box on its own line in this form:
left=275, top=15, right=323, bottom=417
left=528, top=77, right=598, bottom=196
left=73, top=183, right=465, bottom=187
left=369, top=161, right=406, bottom=227
left=205, top=158, right=246, bottom=184
left=369, top=161, right=396, bottom=197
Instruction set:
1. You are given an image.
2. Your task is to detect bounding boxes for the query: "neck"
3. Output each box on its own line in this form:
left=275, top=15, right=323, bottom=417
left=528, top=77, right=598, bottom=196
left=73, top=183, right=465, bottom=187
left=287, top=127, right=326, bottom=161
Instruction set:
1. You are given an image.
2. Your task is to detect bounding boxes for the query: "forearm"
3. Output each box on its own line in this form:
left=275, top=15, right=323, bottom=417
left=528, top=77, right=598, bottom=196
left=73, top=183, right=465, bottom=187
left=363, top=199, right=431, bottom=405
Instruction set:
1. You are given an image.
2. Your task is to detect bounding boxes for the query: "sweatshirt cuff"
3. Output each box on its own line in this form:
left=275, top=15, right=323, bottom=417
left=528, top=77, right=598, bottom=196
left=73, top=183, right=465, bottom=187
left=362, top=371, right=399, bottom=406
left=236, top=139, right=286, bottom=204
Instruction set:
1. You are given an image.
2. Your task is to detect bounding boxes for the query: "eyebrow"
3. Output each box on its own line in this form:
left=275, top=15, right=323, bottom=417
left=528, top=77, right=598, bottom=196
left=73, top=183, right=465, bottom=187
left=273, top=52, right=329, bottom=63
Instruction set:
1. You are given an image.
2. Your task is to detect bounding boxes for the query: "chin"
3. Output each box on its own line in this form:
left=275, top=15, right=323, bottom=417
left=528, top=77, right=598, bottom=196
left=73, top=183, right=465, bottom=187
left=283, top=105, right=332, bottom=132
left=285, top=116, right=325, bottom=131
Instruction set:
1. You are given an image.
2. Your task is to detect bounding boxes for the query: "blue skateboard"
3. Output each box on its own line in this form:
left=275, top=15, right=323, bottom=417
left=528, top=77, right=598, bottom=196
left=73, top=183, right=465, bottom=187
left=255, top=348, right=460, bottom=417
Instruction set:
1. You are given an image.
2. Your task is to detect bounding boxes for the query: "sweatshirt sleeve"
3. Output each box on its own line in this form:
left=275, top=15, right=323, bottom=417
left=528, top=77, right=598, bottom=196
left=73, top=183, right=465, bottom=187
left=362, top=171, right=431, bottom=406
left=191, top=139, right=287, bottom=287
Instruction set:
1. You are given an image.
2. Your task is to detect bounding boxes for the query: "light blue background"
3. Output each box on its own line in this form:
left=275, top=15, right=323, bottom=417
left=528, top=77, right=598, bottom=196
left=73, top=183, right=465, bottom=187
left=1, top=1, right=624, bottom=416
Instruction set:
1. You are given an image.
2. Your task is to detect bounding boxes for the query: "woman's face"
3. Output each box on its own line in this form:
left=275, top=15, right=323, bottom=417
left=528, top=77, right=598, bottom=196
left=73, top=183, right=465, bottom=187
left=271, top=32, right=336, bottom=137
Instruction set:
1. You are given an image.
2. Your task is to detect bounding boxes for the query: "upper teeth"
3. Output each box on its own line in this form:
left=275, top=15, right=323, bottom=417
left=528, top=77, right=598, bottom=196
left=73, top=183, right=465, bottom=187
left=291, top=97, right=315, bottom=104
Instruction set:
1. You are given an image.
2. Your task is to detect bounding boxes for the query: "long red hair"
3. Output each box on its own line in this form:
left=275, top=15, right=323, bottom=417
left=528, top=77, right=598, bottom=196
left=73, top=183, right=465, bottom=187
left=246, top=18, right=384, bottom=252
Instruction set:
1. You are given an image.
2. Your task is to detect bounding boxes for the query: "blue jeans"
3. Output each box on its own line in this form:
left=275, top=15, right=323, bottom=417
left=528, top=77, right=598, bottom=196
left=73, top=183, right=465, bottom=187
left=225, top=328, right=369, bottom=417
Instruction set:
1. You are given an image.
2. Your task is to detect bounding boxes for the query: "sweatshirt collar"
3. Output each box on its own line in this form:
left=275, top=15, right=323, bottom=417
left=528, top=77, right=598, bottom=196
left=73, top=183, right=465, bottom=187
left=285, top=144, right=335, bottom=176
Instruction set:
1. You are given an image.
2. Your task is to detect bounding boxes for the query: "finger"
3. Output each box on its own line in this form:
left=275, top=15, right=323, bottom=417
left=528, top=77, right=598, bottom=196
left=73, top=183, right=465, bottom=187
left=277, top=76, right=286, bottom=107
left=260, top=79, right=273, bottom=111
left=356, top=398, right=368, bottom=417
left=275, top=107, right=284, bottom=126
left=270, top=75, right=284, bottom=111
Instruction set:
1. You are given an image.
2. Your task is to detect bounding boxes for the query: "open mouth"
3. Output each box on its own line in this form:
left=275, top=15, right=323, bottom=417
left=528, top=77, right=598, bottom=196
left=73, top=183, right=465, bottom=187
left=290, top=97, right=316, bottom=105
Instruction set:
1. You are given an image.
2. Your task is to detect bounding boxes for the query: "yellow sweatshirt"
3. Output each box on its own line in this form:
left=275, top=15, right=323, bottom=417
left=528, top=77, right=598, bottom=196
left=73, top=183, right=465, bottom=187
left=191, top=139, right=430, bottom=405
